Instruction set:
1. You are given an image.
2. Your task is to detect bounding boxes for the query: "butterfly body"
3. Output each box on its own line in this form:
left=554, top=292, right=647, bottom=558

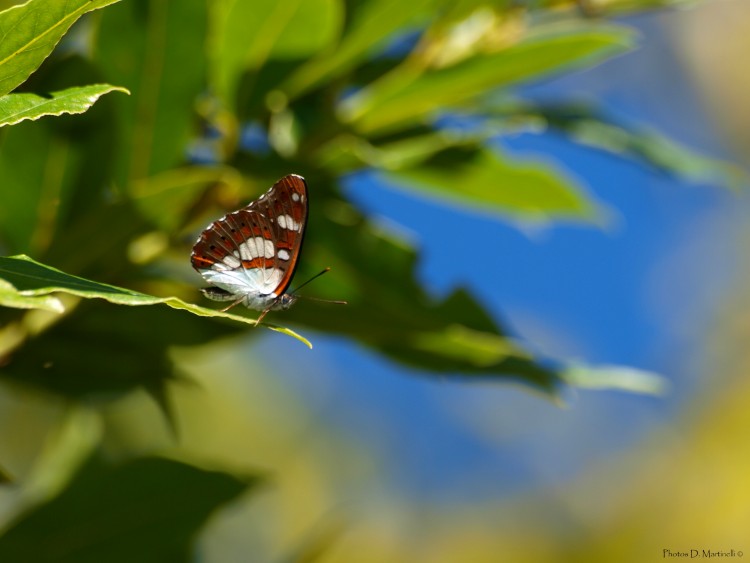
left=191, top=174, right=307, bottom=314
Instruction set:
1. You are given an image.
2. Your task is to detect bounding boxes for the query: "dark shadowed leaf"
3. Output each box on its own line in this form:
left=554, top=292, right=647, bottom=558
left=285, top=190, right=561, bottom=392
left=0, top=301, right=238, bottom=397
left=0, top=121, right=61, bottom=253
left=94, top=0, right=208, bottom=185
left=286, top=182, right=662, bottom=394
left=0, top=55, right=124, bottom=258
left=0, top=456, right=260, bottom=563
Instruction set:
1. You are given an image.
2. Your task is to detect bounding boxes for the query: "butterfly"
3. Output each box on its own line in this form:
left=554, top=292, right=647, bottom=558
left=191, top=174, right=341, bottom=324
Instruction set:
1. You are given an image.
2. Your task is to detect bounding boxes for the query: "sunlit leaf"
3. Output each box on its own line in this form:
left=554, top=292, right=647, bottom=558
left=385, top=147, right=596, bottom=221
left=585, top=0, right=696, bottom=16
left=317, top=127, right=473, bottom=172
left=562, top=362, right=669, bottom=395
left=0, top=456, right=260, bottom=563
left=410, top=324, right=525, bottom=368
left=340, top=25, right=635, bottom=135
left=209, top=0, right=342, bottom=110
left=282, top=0, right=442, bottom=98
left=0, top=0, right=121, bottom=96
left=566, top=117, right=747, bottom=190
left=472, top=100, right=747, bottom=191
left=0, top=84, right=128, bottom=127
left=0, top=277, right=63, bottom=312
left=0, top=255, right=312, bottom=347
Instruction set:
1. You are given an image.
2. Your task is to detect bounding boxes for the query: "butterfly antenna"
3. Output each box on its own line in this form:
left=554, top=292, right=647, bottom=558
left=299, top=295, right=348, bottom=305
left=292, top=267, right=348, bottom=305
left=291, top=267, right=331, bottom=293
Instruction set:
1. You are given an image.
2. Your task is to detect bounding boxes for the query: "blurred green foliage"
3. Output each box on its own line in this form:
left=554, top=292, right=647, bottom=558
left=0, top=0, right=732, bottom=559
left=0, top=456, right=259, bottom=563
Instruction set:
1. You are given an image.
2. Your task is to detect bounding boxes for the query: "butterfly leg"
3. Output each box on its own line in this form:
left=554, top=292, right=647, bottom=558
left=254, top=305, right=274, bottom=326
left=220, top=297, right=245, bottom=312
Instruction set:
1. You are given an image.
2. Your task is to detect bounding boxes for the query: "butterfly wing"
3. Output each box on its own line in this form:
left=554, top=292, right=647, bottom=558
left=191, top=174, right=308, bottom=309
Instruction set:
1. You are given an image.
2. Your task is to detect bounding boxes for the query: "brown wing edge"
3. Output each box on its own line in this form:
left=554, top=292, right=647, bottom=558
left=272, top=174, right=309, bottom=296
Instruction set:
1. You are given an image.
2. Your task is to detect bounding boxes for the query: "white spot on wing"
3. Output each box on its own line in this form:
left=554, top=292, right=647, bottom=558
left=278, top=248, right=290, bottom=260
left=277, top=214, right=300, bottom=231
left=291, top=192, right=300, bottom=202
left=223, top=254, right=241, bottom=268
left=239, top=241, right=252, bottom=260
left=239, top=237, right=275, bottom=259
left=263, top=238, right=274, bottom=258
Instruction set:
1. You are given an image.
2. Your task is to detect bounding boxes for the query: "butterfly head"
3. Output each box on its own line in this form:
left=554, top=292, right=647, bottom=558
left=275, top=293, right=299, bottom=310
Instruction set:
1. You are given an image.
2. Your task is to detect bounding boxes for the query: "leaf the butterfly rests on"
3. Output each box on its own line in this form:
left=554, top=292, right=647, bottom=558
left=191, top=174, right=308, bottom=322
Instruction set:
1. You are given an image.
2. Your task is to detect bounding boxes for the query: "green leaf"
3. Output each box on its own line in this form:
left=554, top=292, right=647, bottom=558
left=1, top=302, right=232, bottom=398
left=409, top=324, right=523, bottom=368
left=0, top=116, right=80, bottom=254
left=579, top=0, right=696, bottom=16
left=561, top=362, right=669, bottom=395
left=340, top=25, right=636, bottom=135
left=472, top=100, right=747, bottom=191
left=564, top=117, right=747, bottom=191
left=94, top=0, right=208, bottom=185
left=0, top=0, right=122, bottom=96
left=285, top=193, right=562, bottom=392
left=317, top=126, right=470, bottom=173
left=384, top=147, right=596, bottom=222
left=0, top=56, right=124, bottom=257
left=0, top=464, right=11, bottom=484
left=0, top=255, right=312, bottom=347
left=282, top=0, right=441, bottom=98
left=0, top=456, right=260, bottom=563
left=130, top=165, right=243, bottom=232
left=210, top=0, right=342, bottom=109
left=0, top=84, right=128, bottom=127
left=0, top=121, right=51, bottom=253
left=291, top=193, right=663, bottom=395
left=0, top=277, right=63, bottom=312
